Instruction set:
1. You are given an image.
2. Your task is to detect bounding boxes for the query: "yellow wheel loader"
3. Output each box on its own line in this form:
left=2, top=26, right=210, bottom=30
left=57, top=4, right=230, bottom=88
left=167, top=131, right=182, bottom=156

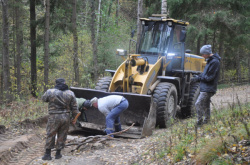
left=70, top=14, right=206, bottom=138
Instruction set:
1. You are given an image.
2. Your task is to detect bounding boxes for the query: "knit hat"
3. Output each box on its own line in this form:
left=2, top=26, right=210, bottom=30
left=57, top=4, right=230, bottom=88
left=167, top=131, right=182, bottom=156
left=90, top=97, right=98, bottom=105
left=55, top=78, right=66, bottom=84
left=83, top=100, right=92, bottom=109
left=200, top=45, right=212, bottom=55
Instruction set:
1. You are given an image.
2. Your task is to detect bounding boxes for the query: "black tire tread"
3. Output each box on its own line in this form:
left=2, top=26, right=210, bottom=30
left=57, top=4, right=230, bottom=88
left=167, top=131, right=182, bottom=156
left=95, top=76, right=112, bottom=92
left=181, top=82, right=200, bottom=117
left=153, top=82, right=177, bottom=128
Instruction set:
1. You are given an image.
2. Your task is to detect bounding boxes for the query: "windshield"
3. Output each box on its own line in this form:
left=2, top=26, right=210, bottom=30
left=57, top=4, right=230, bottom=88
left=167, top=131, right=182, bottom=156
left=138, top=21, right=172, bottom=55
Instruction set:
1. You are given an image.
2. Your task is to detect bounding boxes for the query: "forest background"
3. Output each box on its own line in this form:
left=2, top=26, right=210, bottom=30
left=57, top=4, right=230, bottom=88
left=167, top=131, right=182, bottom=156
left=0, top=0, right=250, bottom=103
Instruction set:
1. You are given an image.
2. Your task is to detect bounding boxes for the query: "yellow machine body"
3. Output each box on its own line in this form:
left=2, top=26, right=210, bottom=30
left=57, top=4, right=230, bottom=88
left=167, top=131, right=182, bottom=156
left=70, top=15, right=206, bottom=138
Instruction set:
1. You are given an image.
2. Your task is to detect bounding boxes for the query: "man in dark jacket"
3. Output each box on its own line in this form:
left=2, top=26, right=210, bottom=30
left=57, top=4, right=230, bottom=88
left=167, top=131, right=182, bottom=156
left=191, top=45, right=221, bottom=126
left=41, top=78, right=79, bottom=160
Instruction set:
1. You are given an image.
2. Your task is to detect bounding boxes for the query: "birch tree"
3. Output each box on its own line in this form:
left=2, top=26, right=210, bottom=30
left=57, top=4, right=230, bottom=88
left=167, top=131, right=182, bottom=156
left=161, top=0, right=167, bottom=15
left=137, top=0, right=143, bottom=50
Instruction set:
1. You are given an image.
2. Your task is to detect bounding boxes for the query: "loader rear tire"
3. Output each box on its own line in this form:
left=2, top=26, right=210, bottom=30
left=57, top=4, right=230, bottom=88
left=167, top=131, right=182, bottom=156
left=95, top=76, right=112, bottom=92
left=181, top=82, right=200, bottom=117
left=153, top=82, right=178, bottom=128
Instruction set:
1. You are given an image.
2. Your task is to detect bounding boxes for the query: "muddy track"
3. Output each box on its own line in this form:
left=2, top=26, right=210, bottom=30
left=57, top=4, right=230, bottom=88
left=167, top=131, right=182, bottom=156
left=0, top=116, right=47, bottom=165
left=0, top=130, right=44, bottom=165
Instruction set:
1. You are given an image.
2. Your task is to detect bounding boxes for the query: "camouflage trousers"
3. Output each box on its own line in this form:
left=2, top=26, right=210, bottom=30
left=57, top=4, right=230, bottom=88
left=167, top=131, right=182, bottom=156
left=195, top=92, right=214, bottom=123
left=45, top=113, right=70, bottom=150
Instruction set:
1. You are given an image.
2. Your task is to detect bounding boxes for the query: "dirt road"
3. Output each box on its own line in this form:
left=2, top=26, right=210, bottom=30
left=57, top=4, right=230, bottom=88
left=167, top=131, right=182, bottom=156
left=0, top=85, right=249, bottom=165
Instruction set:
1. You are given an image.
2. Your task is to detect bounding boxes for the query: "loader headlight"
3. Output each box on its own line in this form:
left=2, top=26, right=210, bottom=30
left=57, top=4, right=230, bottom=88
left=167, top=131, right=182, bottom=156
left=168, top=21, right=172, bottom=27
left=167, top=53, right=175, bottom=59
left=116, top=49, right=127, bottom=56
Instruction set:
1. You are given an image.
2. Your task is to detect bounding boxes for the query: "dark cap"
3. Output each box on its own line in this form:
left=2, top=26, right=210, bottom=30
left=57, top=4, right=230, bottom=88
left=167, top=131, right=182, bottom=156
left=55, top=78, right=66, bottom=84
left=83, top=100, right=92, bottom=109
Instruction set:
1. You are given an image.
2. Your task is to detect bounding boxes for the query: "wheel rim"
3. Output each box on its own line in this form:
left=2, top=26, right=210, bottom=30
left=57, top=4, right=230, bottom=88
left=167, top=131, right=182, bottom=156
left=167, top=95, right=175, bottom=116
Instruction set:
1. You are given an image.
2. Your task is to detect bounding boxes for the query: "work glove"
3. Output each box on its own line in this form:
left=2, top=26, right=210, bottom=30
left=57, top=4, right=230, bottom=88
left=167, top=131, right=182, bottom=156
left=190, top=75, right=200, bottom=83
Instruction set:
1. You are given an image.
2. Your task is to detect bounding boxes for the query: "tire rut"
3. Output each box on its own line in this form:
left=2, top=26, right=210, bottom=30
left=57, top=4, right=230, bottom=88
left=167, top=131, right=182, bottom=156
left=0, top=130, right=45, bottom=165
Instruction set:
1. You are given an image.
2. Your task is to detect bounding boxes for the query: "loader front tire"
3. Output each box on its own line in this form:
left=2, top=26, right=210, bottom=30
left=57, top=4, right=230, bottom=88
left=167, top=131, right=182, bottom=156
left=153, top=82, right=177, bottom=128
left=181, top=82, right=200, bottom=117
left=95, top=76, right=112, bottom=92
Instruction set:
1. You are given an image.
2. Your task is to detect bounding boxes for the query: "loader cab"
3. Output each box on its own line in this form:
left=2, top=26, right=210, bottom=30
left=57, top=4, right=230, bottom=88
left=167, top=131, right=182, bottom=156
left=138, top=16, right=188, bottom=75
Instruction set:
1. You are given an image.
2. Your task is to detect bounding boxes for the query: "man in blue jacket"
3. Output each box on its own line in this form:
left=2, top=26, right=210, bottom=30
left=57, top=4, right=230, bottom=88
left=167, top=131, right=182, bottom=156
left=191, top=45, right=221, bottom=126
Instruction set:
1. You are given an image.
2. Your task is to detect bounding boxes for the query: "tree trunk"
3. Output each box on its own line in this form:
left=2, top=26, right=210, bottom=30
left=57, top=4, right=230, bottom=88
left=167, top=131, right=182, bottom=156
left=115, top=0, right=119, bottom=26
left=30, top=0, right=37, bottom=96
left=0, top=68, right=3, bottom=101
left=236, top=48, right=241, bottom=83
left=248, top=53, right=250, bottom=83
left=44, top=0, right=50, bottom=92
left=108, top=0, right=113, bottom=17
left=196, top=35, right=201, bottom=55
left=136, top=0, right=143, bottom=51
left=212, top=29, right=216, bottom=52
left=96, top=0, right=101, bottom=40
left=12, top=1, right=16, bottom=93
left=161, top=0, right=167, bottom=15
left=203, top=31, right=207, bottom=45
left=218, top=37, right=224, bottom=82
left=90, top=0, right=98, bottom=80
left=15, top=0, right=23, bottom=94
left=72, top=0, right=79, bottom=84
left=1, top=0, right=12, bottom=102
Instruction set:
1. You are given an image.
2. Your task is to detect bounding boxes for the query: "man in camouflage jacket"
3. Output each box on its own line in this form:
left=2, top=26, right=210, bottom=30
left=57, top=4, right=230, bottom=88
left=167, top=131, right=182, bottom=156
left=41, top=78, right=79, bottom=160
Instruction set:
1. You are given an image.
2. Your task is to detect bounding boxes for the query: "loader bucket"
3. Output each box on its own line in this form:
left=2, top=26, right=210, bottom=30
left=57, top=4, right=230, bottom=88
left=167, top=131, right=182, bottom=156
left=70, top=87, right=156, bottom=138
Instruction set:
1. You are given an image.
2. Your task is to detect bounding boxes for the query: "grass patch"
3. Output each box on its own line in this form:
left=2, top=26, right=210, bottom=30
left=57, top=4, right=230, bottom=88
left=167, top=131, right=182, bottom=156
left=217, top=83, right=231, bottom=89
left=218, top=82, right=250, bottom=89
left=195, top=138, right=226, bottom=164
left=135, top=103, right=250, bottom=164
left=0, top=97, right=47, bottom=127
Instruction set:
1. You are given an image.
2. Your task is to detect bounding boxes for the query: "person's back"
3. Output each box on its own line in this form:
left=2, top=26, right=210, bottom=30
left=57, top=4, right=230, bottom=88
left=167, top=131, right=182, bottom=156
left=42, top=88, right=76, bottom=114
left=97, top=95, right=123, bottom=116
left=41, top=78, right=78, bottom=160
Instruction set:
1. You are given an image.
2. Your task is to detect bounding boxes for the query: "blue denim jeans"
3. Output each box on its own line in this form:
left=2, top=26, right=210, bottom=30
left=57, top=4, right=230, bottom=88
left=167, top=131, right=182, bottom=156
left=105, top=98, right=129, bottom=137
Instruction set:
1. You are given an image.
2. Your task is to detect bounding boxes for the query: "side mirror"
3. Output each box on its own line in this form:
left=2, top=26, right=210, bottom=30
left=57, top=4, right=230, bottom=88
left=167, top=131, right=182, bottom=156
left=116, top=49, right=127, bottom=56
left=185, top=49, right=191, bottom=53
left=179, top=29, right=186, bottom=42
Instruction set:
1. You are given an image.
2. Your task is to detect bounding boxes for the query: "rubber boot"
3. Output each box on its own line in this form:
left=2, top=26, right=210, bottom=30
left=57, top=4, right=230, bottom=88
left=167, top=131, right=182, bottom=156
left=114, top=124, right=121, bottom=132
left=105, top=129, right=114, bottom=138
left=42, top=149, right=52, bottom=160
left=196, top=120, right=203, bottom=127
left=55, top=149, right=62, bottom=159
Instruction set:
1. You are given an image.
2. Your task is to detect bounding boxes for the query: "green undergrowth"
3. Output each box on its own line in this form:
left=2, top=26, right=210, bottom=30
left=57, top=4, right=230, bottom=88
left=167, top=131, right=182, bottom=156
left=218, top=83, right=250, bottom=90
left=134, top=103, right=250, bottom=165
left=0, top=97, right=47, bottom=128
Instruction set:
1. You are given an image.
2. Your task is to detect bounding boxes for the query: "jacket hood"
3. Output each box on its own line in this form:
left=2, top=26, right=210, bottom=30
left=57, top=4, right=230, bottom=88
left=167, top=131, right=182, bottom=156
left=211, top=53, right=221, bottom=61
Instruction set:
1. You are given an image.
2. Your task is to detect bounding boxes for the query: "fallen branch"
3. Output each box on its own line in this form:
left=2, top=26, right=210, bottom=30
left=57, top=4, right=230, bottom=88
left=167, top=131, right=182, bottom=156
left=104, top=123, right=135, bottom=137
left=68, top=123, right=135, bottom=152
